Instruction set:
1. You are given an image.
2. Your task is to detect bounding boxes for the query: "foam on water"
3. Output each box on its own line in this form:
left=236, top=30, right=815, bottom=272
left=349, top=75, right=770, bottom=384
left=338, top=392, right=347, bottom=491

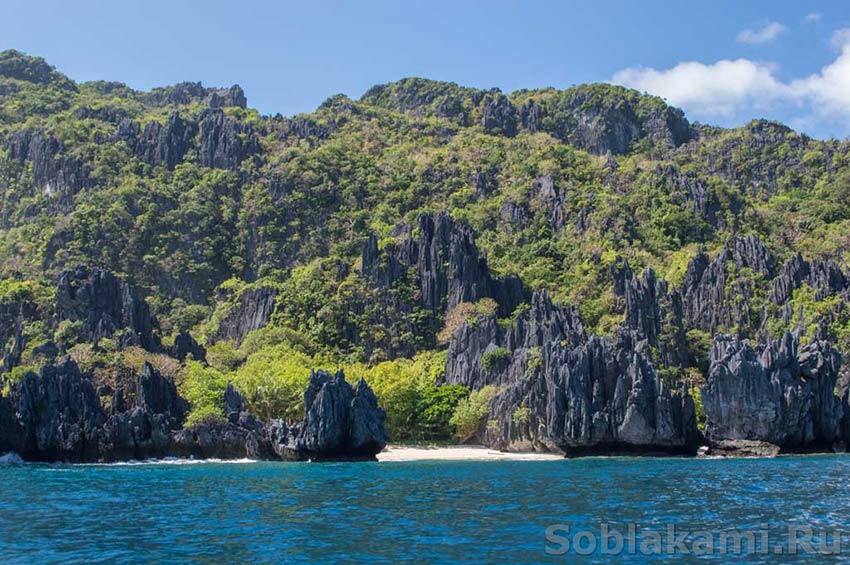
left=78, top=457, right=259, bottom=467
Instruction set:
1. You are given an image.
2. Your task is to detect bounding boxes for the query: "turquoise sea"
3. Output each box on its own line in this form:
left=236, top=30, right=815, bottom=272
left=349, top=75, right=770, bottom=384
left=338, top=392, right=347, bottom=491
left=1, top=455, right=849, bottom=563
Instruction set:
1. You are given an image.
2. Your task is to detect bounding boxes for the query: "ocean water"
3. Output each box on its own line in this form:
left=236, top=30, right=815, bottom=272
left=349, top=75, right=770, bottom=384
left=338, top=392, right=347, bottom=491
left=1, top=455, right=849, bottom=563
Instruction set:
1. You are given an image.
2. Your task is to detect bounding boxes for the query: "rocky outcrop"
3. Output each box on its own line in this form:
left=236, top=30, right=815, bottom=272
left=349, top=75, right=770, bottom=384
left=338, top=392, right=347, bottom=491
left=172, top=383, right=273, bottom=460
left=198, top=109, right=257, bottom=169
left=357, top=211, right=529, bottom=358
left=98, top=362, right=189, bottom=461
left=444, top=287, right=698, bottom=454
left=0, top=287, right=37, bottom=372
left=532, top=175, right=567, bottom=231
left=681, top=235, right=775, bottom=336
left=0, top=49, right=76, bottom=90
left=478, top=334, right=698, bottom=455
left=649, top=165, right=743, bottom=231
left=417, top=211, right=490, bottom=314
left=0, top=361, right=387, bottom=462
left=0, top=359, right=186, bottom=462
left=207, top=85, right=248, bottom=110
left=8, top=359, right=105, bottom=461
left=268, top=369, right=387, bottom=461
left=140, top=82, right=247, bottom=109
left=211, top=286, right=278, bottom=345
left=116, top=111, right=196, bottom=169
left=55, top=265, right=158, bottom=350
left=769, top=253, right=848, bottom=307
left=697, top=120, right=828, bottom=199
left=74, top=105, right=130, bottom=123
left=445, top=290, right=585, bottom=390
left=517, top=84, right=692, bottom=155
left=171, top=330, right=206, bottom=362
left=364, top=211, right=528, bottom=318
left=700, top=439, right=782, bottom=458
left=360, top=78, right=481, bottom=125
left=5, top=129, right=87, bottom=201
left=702, top=333, right=844, bottom=451
left=624, top=268, right=688, bottom=368
left=115, top=106, right=255, bottom=170
left=360, top=79, right=692, bottom=155
left=480, top=91, right=517, bottom=136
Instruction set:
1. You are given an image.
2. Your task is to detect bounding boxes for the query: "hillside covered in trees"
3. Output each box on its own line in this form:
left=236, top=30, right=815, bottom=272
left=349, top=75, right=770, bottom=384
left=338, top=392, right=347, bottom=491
left=2, top=49, right=849, bottom=452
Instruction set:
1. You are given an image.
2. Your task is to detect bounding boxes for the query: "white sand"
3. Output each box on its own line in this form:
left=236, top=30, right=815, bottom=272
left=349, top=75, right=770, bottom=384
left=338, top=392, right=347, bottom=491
left=377, top=444, right=563, bottom=462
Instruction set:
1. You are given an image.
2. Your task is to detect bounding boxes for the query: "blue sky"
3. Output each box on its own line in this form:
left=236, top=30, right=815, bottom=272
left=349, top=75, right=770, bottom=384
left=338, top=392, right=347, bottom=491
left=2, top=0, right=849, bottom=138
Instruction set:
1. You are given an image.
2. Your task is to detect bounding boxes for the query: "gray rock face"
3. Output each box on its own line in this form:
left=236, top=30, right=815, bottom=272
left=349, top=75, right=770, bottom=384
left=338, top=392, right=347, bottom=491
left=499, top=200, right=529, bottom=231
left=681, top=235, right=775, bottom=336
left=624, top=268, right=688, bottom=368
left=357, top=211, right=529, bottom=358
left=5, top=129, right=87, bottom=202
left=211, top=286, right=278, bottom=345
left=172, top=383, right=273, bottom=460
left=444, top=287, right=698, bottom=454
left=769, top=253, right=848, bottom=308
left=445, top=290, right=585, bottom=390
left=480, top=91, right=517, bottom=136
left=12, top=359, right=105, bottom=462
left=518, top=85, right=692, bottom=155
left=0, top=359, right=186, bottom=462
left=0, top=287, right=37, bottom=372
left=0, top=361, right=387, bottom=462
left=140, top=82, right=247, bottom=109
left=117, top=111, right=196, bottom=169
left=207, top=85, right=248, bottom=109
left=99, top=362, right=189, bottom=461
left=701, top=440, right=782, bottom=458
left=649, top=165, right=743, bottom=231
left=115, top=103, right=254, bottom=170
left=55, top=265, right=157, bottom=350
left=171, top=330, right=206, bottom=362
left=697, top=120, right=833, bottom=199
left=74, top=105, right=130, bottom=123
left=198, top=109, right=257, bottom=169
left=702, top=333, right=844, bottom=449
left=361, top=79, right=692, bottom=155
left=532, top=175, right=567, bottom=231
left=269, top=369, right=387, bottom=461
left=477, top=334, right=698, bottom=455
left=360, top=78, right=481, bottom=125
left=417, top=211, right=490, bottom=314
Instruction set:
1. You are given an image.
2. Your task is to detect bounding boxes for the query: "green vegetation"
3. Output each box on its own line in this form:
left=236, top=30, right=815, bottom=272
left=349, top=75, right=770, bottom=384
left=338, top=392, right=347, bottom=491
left=2, top=50, right=850, bottom=441
left=481, top=348, right=511, bottom=371
left=450, top=386, right=499, bottom=440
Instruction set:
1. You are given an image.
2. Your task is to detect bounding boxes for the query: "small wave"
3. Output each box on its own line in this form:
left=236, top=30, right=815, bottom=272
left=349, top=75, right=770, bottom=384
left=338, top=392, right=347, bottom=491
left=80, top=457, right=259, bottom=467
left=0, top=452, right=25, bottom=465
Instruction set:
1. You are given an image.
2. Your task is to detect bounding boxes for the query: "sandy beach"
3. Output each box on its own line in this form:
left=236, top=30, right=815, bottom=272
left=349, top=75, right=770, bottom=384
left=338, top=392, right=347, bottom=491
left=377, top=444, right=563, bottom=462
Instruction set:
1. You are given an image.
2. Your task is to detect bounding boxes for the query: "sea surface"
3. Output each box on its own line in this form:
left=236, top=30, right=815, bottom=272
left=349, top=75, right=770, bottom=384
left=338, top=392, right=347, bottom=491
left=1, top=454, right=849, bottom=563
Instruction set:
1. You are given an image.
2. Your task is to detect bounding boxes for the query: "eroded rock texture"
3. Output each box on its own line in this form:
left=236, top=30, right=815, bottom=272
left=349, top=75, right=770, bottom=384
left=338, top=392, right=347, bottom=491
left=211, top=286, right=278, bottom=346
left=56, top=265, right=158, bottom=350
left=702, top=333, right=844, bottom=450
left=269, top=369, right=387, bottom=461
left=356, top=211, right=528, bottom=358
left=444, top=282, right=699, bottom=455
left=0, top=361, right=386, bottom=463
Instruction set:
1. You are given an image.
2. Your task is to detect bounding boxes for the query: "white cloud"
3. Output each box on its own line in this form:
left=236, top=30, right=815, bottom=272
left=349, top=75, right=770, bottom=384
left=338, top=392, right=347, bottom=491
left=736, top=22, right=787, bottom=44
left=611, top=31, right=850, bottom=135
left=791, top=30, right=850, bottom=116
left=804, top=12, right=821, bottom=24
left=830, top=28, right=850, bottom=50
left=611, top=59, right=788, bottom=116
